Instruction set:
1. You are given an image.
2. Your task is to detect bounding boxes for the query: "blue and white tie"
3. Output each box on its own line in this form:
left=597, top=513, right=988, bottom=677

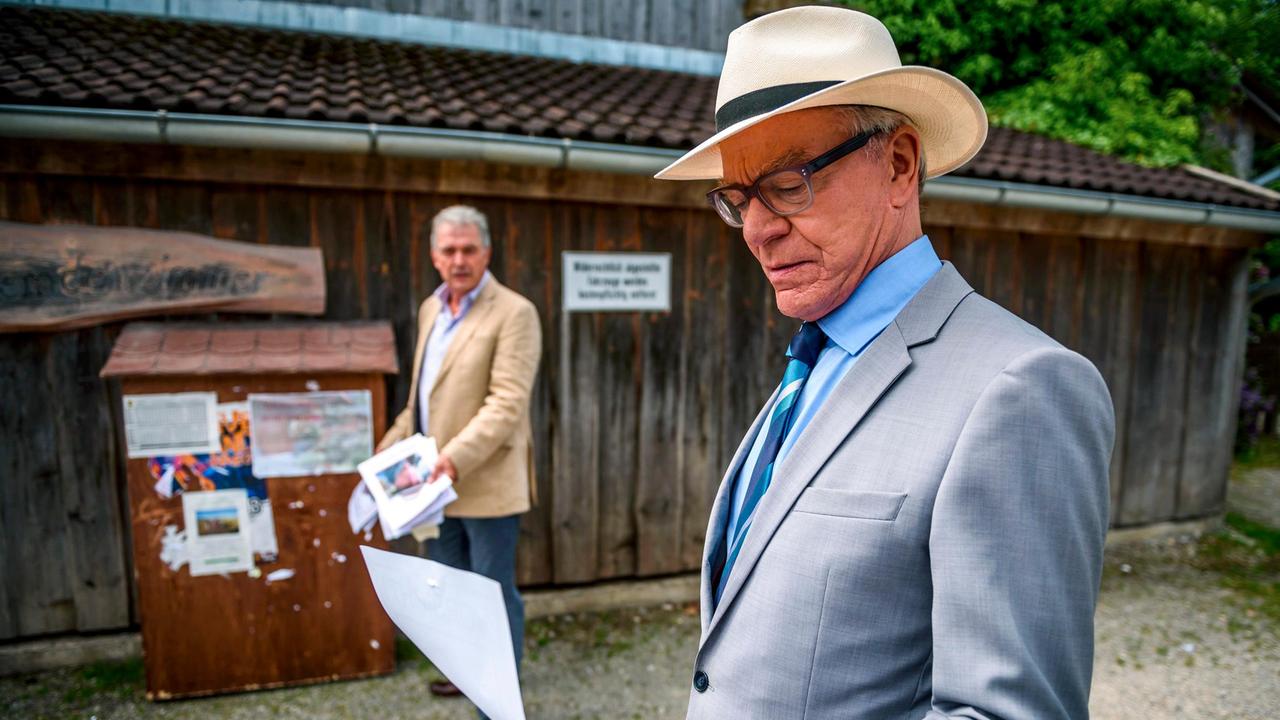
left=713, top=321, right=828, bottom=604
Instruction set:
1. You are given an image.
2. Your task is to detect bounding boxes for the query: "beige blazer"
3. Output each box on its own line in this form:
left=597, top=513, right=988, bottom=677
left=381, top=277, right=542, bottom=518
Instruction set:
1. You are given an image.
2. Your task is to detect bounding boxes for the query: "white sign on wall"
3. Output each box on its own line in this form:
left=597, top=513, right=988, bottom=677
left=562, top=252, right=672, bottom=312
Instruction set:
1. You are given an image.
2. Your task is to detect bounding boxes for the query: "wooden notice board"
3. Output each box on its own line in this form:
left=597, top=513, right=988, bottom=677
left=120, top=373, right=394, bottom=699
left=105, top=322, right=399, bottom=699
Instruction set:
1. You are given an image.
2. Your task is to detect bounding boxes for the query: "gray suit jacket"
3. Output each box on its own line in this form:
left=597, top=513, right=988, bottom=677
left=687, top=263, right=1114, bottom=720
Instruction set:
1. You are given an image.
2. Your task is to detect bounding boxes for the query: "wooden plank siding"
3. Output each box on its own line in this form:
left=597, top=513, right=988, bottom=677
left=0, top=144, right=1258, bottom=639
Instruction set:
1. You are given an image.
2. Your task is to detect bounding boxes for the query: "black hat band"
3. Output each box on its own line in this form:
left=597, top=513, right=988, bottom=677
left=714, top=81, right=841, bottom=132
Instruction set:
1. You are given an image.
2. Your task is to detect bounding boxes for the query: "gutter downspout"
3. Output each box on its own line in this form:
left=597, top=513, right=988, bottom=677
left=3, top=104, right=1280, bottom=233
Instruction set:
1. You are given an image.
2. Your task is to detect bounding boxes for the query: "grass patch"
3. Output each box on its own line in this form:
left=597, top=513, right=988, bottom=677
left=394, top=636, right=431, bottom=670
left=1233, top=435, right=1280, bottom=474
left=1196, top=513, right=1280, bottom=629
left=59, top=657, right=144, bottom=705
left=1225, top=512, right=1280, bottom=556
left=79, top=657, right=143, bottom=693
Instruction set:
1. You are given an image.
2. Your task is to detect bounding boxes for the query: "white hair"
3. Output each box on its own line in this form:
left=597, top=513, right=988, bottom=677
left=430, top=205, right=491, bottom=249
left=832, top=105, right=928, bottom=192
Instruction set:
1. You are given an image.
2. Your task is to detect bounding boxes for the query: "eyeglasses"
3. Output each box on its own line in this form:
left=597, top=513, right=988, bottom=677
left=706, top=128, right=881, bottom=228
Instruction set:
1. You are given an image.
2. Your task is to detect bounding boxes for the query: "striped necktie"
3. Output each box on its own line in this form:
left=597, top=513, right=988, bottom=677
left=714, top=321, right=828, bottom=604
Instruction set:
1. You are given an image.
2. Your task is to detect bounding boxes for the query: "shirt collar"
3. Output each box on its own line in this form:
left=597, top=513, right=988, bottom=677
left=817, top=236, right=941, bottom=356
left=433, top=270, right=492, bottom=314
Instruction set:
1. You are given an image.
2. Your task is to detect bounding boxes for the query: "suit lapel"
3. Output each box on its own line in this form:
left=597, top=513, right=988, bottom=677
left=431, top=280, right=497, bottom=393
left=705, top=323, right=912, bottom=637
left=701, top=262, right=974, bottom=642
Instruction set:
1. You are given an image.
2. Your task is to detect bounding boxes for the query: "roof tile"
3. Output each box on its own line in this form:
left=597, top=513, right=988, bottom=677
left=153, top=352, right=207, bottom=373
left=203, top=352, right=253, bottom=373
left=101, top=321, right=399, bottom=377
left=2, top=5, right=1275, bottom=212
left=162, top=328, right=210, bottom=354
left=253, top=352, right=302, bottom=372
left=258, top=328, right=302, bottom=353
left=100, top=354, right=157, bottom=376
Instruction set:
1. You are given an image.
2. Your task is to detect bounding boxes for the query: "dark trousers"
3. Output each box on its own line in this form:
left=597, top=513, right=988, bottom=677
left=426, top=515, right=525, bottom=669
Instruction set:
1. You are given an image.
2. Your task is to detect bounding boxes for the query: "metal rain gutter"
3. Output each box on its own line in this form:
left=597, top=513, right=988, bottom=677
left=2, top=104, right=1279, bottom=233
left=0, top=104, right=683, bottom=174
left=924, top=177, right=1280, bottom=233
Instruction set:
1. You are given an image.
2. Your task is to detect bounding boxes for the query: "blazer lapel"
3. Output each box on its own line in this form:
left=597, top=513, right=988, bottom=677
left=703, top=262, right=974, bottom=640
left=705, top=323, right=912, bottom=637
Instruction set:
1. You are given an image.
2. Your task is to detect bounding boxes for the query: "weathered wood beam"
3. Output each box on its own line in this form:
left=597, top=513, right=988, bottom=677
left=0, top=139, right=1265, bottom=248
left=0, top=221, right=324, bottom=332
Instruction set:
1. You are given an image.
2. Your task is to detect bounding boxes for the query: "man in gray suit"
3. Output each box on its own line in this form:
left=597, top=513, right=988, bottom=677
left=655, top=7, right=1114, bottom=719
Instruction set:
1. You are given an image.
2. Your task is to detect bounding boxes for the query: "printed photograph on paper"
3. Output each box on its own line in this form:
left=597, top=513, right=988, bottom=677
left=375, top=452, right=433, bottom=498
left=195, top=507, right=240, bottom=536
left=357, top=434, right=455, bottom=536
left=182, top=488, right=254, bottom=577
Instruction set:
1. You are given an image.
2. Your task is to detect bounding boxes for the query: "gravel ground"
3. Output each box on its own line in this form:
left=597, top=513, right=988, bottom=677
left=1090, top=535, right=1279, bottom=719
left=5, top=471, right=1278, bottom=720
left=1230, top=467, right=1280, bottom=526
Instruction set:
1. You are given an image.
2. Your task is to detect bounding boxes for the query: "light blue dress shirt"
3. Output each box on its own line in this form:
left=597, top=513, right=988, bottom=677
left=727, top=236, right=942, bottom=533
left=418, top=270, right=491, bottom=433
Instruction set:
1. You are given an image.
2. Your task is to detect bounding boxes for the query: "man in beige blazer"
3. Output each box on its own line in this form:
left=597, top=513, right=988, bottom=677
left=378, top=204, right=541, bottom=700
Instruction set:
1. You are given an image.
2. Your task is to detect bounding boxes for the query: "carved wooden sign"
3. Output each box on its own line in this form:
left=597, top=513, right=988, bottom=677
left=0, top=222, right=326, bottom=332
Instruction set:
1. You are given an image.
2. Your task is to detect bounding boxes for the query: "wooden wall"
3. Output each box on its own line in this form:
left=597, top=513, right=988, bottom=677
left=0, top=140, right=1255, bottom=640
left=930, top=227, right=1251, bottom=527
left=288, top=0, right=743, bottom=52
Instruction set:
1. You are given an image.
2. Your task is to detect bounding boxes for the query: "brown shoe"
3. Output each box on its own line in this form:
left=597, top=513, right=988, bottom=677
left=429, top=679, right=462, bottom=697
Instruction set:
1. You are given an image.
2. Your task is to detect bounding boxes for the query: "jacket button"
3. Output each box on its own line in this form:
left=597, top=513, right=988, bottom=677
left=693, top=670, right=709, bottom=692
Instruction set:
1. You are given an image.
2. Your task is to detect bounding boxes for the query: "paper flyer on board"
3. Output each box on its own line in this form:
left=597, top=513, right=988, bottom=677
left=122, top=392, right=219, bottom=458
left=183, top=489, right=254, bottom=576
left=147, top=401, right=278, bottom=560
left=249, top=391, right=373, bottom=478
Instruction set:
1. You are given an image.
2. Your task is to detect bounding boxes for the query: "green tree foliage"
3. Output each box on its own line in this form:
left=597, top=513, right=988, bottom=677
left=845, top=0, right=1280, bottom=167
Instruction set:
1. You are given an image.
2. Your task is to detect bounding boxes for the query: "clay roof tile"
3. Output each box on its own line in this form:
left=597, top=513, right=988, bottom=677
left=4, top=5, right=1276, bottom=212
left=101, top=322, right=398, bottom=377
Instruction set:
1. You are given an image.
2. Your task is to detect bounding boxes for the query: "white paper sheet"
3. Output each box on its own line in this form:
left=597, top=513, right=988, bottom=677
left=348, top=482, right=379, bottom=534
left=123, top=392, right=219, bottom=458
left=356, top=434, right=456, bottom=538
left=376, top=493, right=452, bottom=541
left=347, top=476, right=455, bottom=541
left=360, top=546, right=525, bottom=720
left=182, top=489, right=253, bottom=576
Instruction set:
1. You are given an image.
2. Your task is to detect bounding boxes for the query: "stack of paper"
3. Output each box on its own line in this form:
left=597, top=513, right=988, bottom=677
left=350, top=434, right=456, bottom=541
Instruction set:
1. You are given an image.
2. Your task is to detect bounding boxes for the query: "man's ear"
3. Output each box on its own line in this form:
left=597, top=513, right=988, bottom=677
left=886, top=127, right=922, bottom=208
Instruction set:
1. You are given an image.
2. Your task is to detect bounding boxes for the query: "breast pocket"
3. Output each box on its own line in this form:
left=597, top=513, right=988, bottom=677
left=791, top=487, right=906, bottom=521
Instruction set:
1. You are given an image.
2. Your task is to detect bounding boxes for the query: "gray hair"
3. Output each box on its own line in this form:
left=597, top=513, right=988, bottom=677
left=832, top=106, right=928, bottom=193
left=430, top=205, right=491, bottom=249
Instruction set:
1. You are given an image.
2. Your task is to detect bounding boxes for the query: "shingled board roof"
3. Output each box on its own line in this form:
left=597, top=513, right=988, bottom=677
left=100, top=321, right=399, bottom=377
left=2, top=5, right=1276, bottom=212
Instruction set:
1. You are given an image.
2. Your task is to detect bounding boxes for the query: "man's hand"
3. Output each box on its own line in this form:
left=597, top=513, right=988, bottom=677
left=429, top=453, right=457, bottom=484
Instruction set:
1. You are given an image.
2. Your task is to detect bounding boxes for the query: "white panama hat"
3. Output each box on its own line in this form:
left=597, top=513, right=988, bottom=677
left=655, top=5, right=988, bottom=181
